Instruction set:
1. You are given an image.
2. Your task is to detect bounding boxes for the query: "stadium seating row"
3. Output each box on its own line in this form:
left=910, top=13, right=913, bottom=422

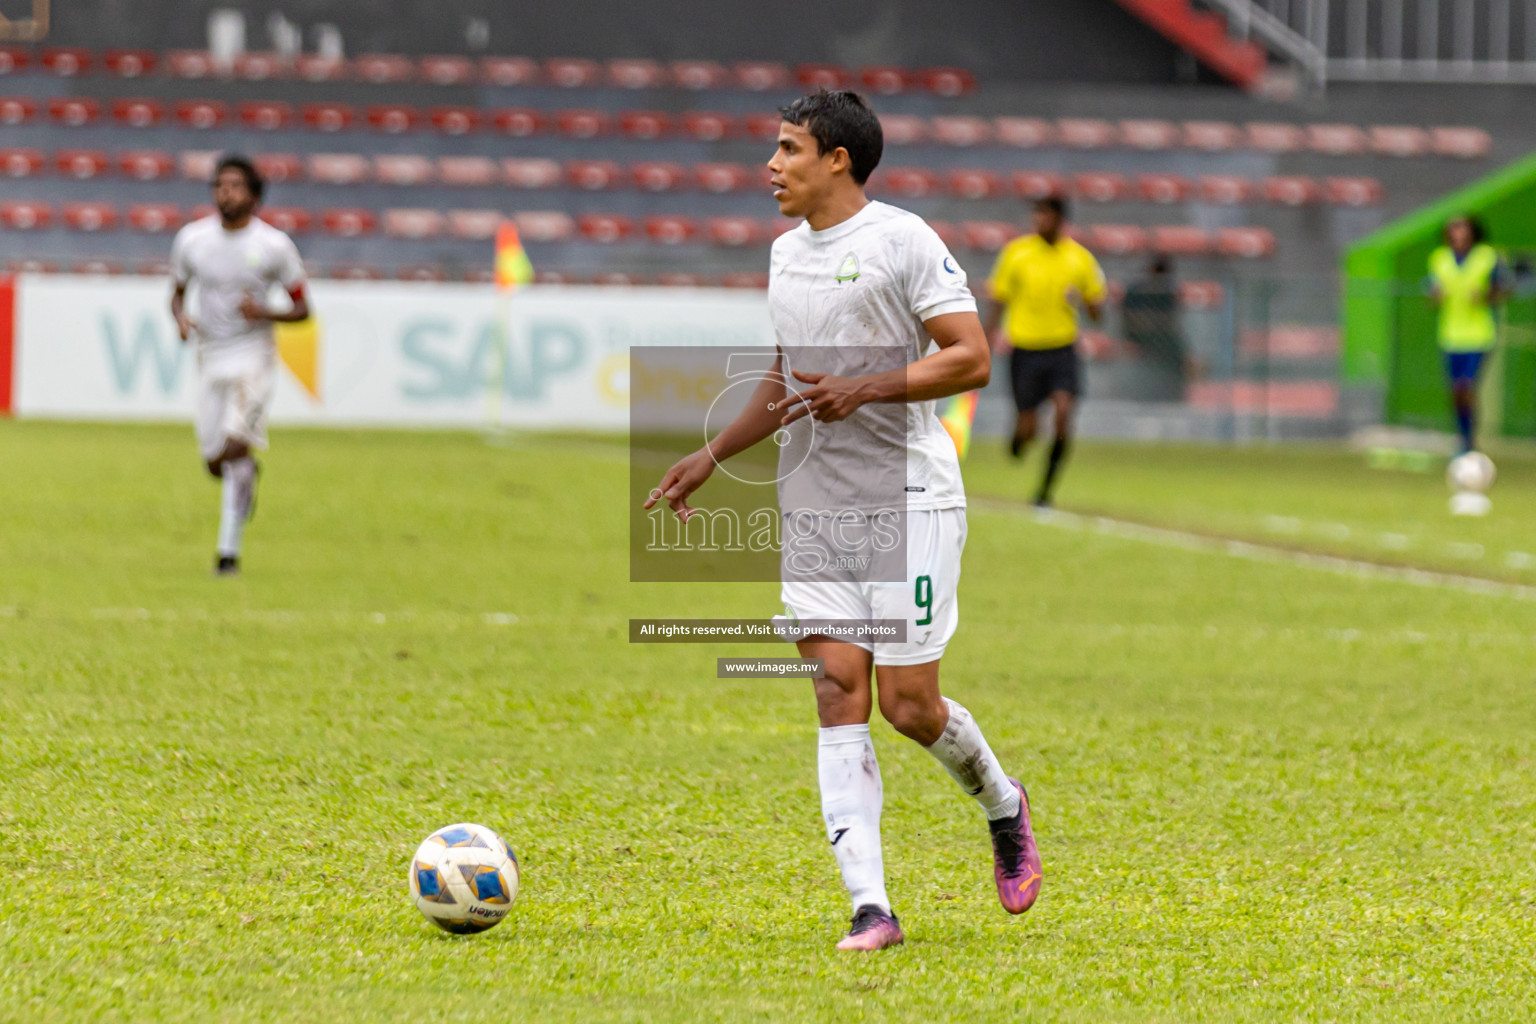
left=0, top=200, right=1278, bottom=256
left=0, top=95, right=1493, bottom=157
left=0, top=48, right=976, bottom=95
left=0, top=149, right=1385, bottom=207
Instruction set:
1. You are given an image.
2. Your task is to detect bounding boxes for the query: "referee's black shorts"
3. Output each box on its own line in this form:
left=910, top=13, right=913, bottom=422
left=1009, top=344, right=1082, bottom=411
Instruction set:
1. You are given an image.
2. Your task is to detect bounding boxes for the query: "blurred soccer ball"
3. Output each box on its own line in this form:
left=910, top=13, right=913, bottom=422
left=409, top=823, right=520, bottom=934
left=1446, top=451, right=1496, bottom=493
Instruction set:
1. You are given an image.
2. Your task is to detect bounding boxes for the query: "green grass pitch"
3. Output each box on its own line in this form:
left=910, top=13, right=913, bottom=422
left=2, top=420, right=1536, bottom=1022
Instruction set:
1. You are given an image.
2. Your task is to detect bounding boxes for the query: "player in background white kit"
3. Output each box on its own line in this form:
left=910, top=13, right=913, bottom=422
left=645, top=91, right=1042, bottom=951
left=169, top=156, right=310, bottom=576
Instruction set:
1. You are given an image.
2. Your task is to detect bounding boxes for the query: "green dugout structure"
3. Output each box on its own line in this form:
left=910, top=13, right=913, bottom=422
left=1343, top=152, right=1536, bottom=438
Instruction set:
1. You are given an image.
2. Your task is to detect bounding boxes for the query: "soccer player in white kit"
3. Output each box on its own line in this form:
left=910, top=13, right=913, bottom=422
left=646, top=91, right=1042, bottom=951
left=169, top=155, right=310, bottom=575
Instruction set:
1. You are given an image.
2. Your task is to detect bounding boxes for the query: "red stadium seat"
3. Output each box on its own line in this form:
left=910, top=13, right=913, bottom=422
left=136, top=260, right=170, bottom=276
left=682, top=111, right=734, bottom=141
left=175, top=100, right=228, bottom=130
left=577, top=213, right=635, bottom=243
left=721, top=272, right=770, bottom=289
left=259, top=207, right=312, bottom=234
left=1137, top=173, right=1191, bottom=204
left=566, top=159, right=624, bottom=190
left=670, top=60, right=729, bottom=90
left=64, top=202, right=119, bottom=232
left=367, top=105, right=421, bottom=134
left=1323, top=176, right=1383, bottom=206
left=294, top=55, right=347, bottom=82
left=948, top=169, right=1004, bottom=200
left=1120, top=119, right=1179, bottom=150
left=325, top=264, right=386, bottom=280
left=420, top=55, right=475, bottom=86
left=480, top=56, right=540, bottom=87
left=880, top=168, right=942, bottom=199
left=962, top=221, right=1018, bottom=251
left=41, top=48, right=91, bottom=76
left=734, top=61, right=791, bottom=91
left=992, top=116, right=1053, bottom=148
left=112, top=98, right=164, bottom=128
left=619, top=110, right=672, bottom=140
left=489, top=108, right=544, bottom=137
left=502, top=158, right=563, bottom=189
left=321, top=208, right=379, bottom=237
left=119, top=150, right=175, bottom=181
left=545, top=58, right=601, bottom=88
left=0, top=48, right=29, bottom=74
left=1086, top=224, right=1148, bottom=256
left=384, top=209, right=445, bottom=239
left=56, top=150, right=110, bottom=180
left=8, top=260, right=60, bottom=274
left=631, top=161, right=688, bottom=192
left=765, top=218, right=800, bottom=241
left=1216, top=227, right=1276, bottom=259
left=0, top=97, right=36, bottom=124
left=880, top=114, right=929, bottom=146
left=302, top=103, right=355, bottom=132
left=1306, top=123, right=1367, bottom=155
left=657, top=273, right=710, bottom=287
left=919, top=67, right=975, bottom=97
left=930, top=116, right=992, bottom=147
left=1262, top=175, right=1320, bottom=206
left=593, top=272, right=642, bottom=286
left=1245, top=122, right=1304, bottom=152
left=166, top=50, right=217, bottom=79
left=1178, top=280, right=1226, bottom=310
left=464, top=267, right=499, bottom=283
left=1183, top=121, right=1243, bottom=151
left=233, top=53, right=285, bottom=80
left=179, top=150, right=219, bottom=181
left=1431, top=127, right=1492, bottom=158
left=354, top=54, right=416, bottom=84
left=644, top=215, right=700, bottom=245
left=609, top=59, right=664, bottom=89
left=1012, top=171, right=1069, bottom=200
left=927, top=220, right=963, bottom=249
left=1198, top=174, right=1254, bottom=205
left=534, top=271, right=580, bottom=285
left=308, top=153, right=371, bottom=185
left=127, top=203, right=184, bottom=233
left=0, top=148, right=44, bottom=178
left=429, top=107, right=481, bottom=135
left=399, top=265, right=450, bottom=282
left=796, top=64, right=849, bottom=89
left=742, top=113, right=784, bottom=141
left=374, top=154, right=434, bottom=186
left=1, top=202, right=52, bottom=230
left=254, top=153, right=303, bottom=183
left=1369, top=125, right=1430, bottom=157
left=1057, top=118, right=1117, bottom=149
left=190, top=203, right=215, bottom=220
left=859, top=67, right=911, bottom=95
left=48, top=97, right=100, bottom=127
left=1074, top=172, right=1130, bottom=202
left=695, top=162, right=753, bottom=193
left=447, top=210, right=504, bottom=240
left=239, top=101, right=294, bottom=131
left=1150, top=226, right=1210, bottom=255
left=437, top=156, right=498, bottom=187
left=72, top=260, right=126, bottom=275
left=707, top=217, right=763, bottom=247
left=556, top=109, right=609, bottom=139
left=514, top=210, right=575, bottom=242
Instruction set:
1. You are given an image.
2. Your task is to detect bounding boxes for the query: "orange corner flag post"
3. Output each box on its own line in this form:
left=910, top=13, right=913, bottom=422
left=939, top=391, right=980, bottom=461
left=494, top=221, right=534, bottom=292
left=488, top=221, right=533, bottom=436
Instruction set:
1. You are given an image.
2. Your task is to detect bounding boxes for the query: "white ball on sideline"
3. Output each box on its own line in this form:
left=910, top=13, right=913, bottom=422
left=1447, top=451, right=1496, bottom=494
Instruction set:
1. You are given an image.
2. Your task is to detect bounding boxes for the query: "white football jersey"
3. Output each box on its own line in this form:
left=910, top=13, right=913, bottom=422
left=768, top=201, right=977, bottom=514
left=170, top=215, right=305, bottom=361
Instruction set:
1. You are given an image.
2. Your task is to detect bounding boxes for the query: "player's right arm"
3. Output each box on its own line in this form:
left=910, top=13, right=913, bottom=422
left=642, top=351, right=787, bottom=521
left=168, top=225, right=196, bottom=342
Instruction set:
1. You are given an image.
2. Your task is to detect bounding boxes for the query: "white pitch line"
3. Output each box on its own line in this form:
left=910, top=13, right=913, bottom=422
left=973, top=499, right=1536, bottom=603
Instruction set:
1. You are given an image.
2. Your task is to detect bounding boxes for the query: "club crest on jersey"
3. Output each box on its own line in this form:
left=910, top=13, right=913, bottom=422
left=834, top=252, right=860, bottom=283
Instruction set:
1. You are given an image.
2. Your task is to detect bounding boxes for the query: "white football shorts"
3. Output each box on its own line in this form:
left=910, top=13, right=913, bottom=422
left=194, top=349, right=275, bottom=462
left=777, top=507, right=966, bottom=666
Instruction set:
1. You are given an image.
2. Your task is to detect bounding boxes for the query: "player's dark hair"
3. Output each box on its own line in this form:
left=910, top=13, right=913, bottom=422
left=777, top=89, right=883, bottom=185
left=214, top=154, right=265, bottom=201
left=1034, top=195, right=1067, bottom=219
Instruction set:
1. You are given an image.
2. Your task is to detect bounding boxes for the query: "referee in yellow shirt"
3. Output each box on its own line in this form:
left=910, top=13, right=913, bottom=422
left=984, top=197, right=1106, bottom=507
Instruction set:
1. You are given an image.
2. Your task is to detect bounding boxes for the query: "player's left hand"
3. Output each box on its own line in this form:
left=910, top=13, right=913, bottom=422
left=239, top=295, right=268, bottom=322
left=777, top=370, right=869, bottom=425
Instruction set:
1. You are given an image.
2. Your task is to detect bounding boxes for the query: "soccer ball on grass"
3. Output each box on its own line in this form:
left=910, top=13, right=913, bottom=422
left=1447, top=451, right=1496, bottom=493
left=409, top=822, right=520, bottom=934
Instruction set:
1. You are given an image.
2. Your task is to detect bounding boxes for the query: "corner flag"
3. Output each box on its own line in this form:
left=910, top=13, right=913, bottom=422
left=494, top=221, right=534, bottom=291
left=939, top=391, right=980, bottom=460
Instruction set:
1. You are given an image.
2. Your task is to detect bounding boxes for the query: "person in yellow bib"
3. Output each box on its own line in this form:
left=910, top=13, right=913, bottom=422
left=1428, top=214, right=1509, bottom=454
left=984, top=197, right=1105, bottom=507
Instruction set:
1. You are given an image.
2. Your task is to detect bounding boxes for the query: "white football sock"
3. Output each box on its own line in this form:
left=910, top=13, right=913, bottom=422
left=217, top=456, right=256, bottom=558
left=925, top=698, right=1021, bottom=822
left=818, top=724, right=890, bottom=914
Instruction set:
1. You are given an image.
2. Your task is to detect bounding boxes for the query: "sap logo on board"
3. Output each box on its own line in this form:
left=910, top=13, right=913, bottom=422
left=400, top=318, right=586, bottom=400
